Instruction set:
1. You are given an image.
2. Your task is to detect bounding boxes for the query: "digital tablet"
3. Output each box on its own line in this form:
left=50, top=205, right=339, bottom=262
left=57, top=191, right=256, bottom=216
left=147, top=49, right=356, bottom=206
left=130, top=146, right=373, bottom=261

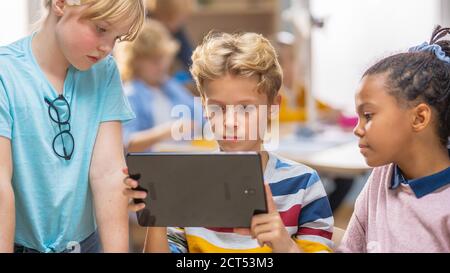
left=126, top=152, right=267, bottom=227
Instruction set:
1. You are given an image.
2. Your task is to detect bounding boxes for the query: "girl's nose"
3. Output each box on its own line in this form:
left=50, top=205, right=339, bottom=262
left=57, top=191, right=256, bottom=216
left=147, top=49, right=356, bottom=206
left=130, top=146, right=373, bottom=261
left=353, top=120, right=365, bottom=138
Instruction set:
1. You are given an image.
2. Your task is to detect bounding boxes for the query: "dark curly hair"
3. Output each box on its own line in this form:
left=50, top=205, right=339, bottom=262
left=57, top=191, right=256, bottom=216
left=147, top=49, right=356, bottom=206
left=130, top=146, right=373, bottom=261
left=363, top=26, right=450, bottom=146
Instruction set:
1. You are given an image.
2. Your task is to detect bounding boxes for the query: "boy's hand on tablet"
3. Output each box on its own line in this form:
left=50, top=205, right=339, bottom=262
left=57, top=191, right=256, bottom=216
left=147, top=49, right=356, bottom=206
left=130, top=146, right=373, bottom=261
left=249, top=185, right=300, bottom=253
left=122, top=168, right=147, bottom=212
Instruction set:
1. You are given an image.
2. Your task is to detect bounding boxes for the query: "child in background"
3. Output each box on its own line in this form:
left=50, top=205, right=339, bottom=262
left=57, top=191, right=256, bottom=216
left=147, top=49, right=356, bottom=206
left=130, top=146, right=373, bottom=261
left=0, top=0, right=144, bottom=253
left=120, top=19, right=200, bottom=152
left=124, top=32, right=334, bottom=253
left=275, top=31, right=340, bottom=124
left=145, top=0, right=195, bottom=74
left=340, top=26, right=450, bottom=252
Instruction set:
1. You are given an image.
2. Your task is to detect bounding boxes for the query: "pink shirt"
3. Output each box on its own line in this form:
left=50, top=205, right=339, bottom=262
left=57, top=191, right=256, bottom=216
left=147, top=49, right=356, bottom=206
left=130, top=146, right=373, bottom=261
left=338, top=164, right=450, bottom=253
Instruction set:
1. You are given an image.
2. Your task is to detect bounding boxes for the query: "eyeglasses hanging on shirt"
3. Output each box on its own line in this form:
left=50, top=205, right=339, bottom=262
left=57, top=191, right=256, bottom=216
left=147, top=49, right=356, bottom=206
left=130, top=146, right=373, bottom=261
left=45, top=95, right=75, bottom=161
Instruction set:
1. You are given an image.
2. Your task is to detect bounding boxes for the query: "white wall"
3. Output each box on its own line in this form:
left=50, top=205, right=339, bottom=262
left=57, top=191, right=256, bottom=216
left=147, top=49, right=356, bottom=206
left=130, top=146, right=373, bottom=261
left=442, top=0, right=450, bottom=26
left=310, top=0, right=441, bottom=114
left=0, top=0, right=28, bottom=46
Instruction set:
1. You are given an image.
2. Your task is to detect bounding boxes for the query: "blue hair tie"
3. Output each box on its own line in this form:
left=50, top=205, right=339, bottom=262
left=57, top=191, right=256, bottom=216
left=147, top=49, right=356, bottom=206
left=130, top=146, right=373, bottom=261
left=409, top=42, right=450, bottom=64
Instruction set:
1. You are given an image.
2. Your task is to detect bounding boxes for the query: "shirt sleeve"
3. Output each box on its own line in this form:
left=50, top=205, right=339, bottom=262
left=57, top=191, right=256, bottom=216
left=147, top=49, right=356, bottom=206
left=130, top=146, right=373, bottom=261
left=337, top=172, right=372, bottom=253
left=295, top=171, right=334, bottom=252
left=167, top=227, right=188, bottom=253
left=0, top=78, right=12, bottom=139
left=122, top=92, right=146, bottom=146
left=99, top=57, right=135, bottom=123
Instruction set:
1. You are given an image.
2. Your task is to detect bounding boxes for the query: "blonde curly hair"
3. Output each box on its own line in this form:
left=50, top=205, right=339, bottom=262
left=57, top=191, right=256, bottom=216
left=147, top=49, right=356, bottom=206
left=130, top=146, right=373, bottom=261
left=43, top=0, right=145, bottom=42
left=190, top=32, right=283, bottom=102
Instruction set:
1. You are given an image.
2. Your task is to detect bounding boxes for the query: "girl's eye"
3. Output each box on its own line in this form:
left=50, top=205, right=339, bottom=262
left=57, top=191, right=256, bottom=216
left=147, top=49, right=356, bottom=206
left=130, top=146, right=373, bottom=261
left=363, top=113, right=373, bottom=121
left=96, top=25, right=107, bottom=34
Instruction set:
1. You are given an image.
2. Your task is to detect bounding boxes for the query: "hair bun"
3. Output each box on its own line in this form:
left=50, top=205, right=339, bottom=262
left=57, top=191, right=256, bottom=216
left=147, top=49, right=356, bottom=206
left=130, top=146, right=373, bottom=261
left=431, top=25, right=450, bottom=58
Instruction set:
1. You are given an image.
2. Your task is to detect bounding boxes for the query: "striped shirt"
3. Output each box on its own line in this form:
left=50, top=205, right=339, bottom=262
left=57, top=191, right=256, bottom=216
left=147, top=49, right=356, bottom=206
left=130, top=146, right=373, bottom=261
left=167, top=152, right=334, bottom=253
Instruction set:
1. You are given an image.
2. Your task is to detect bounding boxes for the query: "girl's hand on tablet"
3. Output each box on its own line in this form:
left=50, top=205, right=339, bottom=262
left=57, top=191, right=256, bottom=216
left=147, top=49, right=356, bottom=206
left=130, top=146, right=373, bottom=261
left=122, top=168, right=147, bottom=212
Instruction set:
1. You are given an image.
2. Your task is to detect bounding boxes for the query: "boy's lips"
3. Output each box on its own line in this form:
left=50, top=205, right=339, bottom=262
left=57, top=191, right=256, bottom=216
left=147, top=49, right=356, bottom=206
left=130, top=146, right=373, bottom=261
left=222, top=136, right=239, bottom=141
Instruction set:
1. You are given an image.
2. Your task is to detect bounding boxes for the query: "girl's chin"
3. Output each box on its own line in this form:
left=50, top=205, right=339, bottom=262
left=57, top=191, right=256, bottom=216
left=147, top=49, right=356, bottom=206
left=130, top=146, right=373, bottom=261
left=363, top=156, right=389, bottom=168
left=72, top=62, right=93, bottom=71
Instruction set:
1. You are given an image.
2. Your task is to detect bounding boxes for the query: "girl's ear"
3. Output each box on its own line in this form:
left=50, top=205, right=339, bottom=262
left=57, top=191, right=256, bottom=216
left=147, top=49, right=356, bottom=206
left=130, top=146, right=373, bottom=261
left=411, top=103, right=432, bottom=132
left=52, top=0, right=66, bottom=17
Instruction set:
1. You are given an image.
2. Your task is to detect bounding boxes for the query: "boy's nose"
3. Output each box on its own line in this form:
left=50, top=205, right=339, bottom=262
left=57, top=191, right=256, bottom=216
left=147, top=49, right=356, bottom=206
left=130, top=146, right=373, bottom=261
left=224, top=118, right=238, bottom=132
left=224, top=108, right=239, bottom=127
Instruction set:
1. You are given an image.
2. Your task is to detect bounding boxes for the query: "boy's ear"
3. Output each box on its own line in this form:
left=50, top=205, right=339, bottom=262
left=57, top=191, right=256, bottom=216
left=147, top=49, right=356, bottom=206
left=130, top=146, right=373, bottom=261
left=200, top=96, right=206, bottom=106
left=411, top=103, right=432, bottom=132
left=273, top=94, right=282, bottom=106
left=52, top=0, right=66, bottom=17
left=201, top=96, right=207, bottom=116
left=201, top=96, right=214, bottom=120
left=269, top=94, right=281, bottom=119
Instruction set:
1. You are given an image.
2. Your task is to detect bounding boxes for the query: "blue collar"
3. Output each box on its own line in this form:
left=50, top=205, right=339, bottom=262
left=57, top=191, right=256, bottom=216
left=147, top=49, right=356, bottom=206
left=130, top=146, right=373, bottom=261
left=390, top=162, right=450, bottom=199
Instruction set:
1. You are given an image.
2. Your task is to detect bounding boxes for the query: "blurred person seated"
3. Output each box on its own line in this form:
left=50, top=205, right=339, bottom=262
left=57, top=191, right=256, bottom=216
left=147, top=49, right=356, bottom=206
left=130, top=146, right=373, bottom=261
left=146, top=0, right=195, bottom=84
left=120, top=19, right=201, bottom=153
left=275, top=32, right=341, bottom=124
left=275, top=32, right=354, bottom=213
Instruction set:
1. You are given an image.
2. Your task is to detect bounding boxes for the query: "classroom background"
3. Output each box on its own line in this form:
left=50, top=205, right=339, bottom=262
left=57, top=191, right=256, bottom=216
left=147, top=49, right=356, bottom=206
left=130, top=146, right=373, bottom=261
left=1, top=0, right=449, bottom=252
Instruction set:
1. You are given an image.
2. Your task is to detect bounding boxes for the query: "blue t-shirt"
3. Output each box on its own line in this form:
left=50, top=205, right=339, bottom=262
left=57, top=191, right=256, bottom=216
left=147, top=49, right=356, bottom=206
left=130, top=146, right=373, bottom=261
left=0, top=34, right=135, bottom=252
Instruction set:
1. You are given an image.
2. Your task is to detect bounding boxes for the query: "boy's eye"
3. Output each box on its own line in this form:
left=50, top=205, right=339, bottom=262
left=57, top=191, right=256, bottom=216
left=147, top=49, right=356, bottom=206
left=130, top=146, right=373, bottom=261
left=243, top=105, right=257, bottom=112
left=206, top=105, right=225, bottom=114
left=236, top=105, right=252, bottom=114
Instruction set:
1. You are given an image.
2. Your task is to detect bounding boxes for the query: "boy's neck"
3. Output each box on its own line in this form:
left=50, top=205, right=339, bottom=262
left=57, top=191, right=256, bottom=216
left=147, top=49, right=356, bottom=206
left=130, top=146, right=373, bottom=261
left=396, top=142, right=450, bottom=180
left=219, top=142, right=270, bottom=173
left=32, top=17, right=71, bottom=92
left=259, top=150, right=269, bottom=173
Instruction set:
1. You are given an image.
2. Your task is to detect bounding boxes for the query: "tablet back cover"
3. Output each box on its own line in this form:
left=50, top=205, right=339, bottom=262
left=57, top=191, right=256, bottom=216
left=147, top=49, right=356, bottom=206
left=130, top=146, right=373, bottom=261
left=126, top=153, right=267, bottom=227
